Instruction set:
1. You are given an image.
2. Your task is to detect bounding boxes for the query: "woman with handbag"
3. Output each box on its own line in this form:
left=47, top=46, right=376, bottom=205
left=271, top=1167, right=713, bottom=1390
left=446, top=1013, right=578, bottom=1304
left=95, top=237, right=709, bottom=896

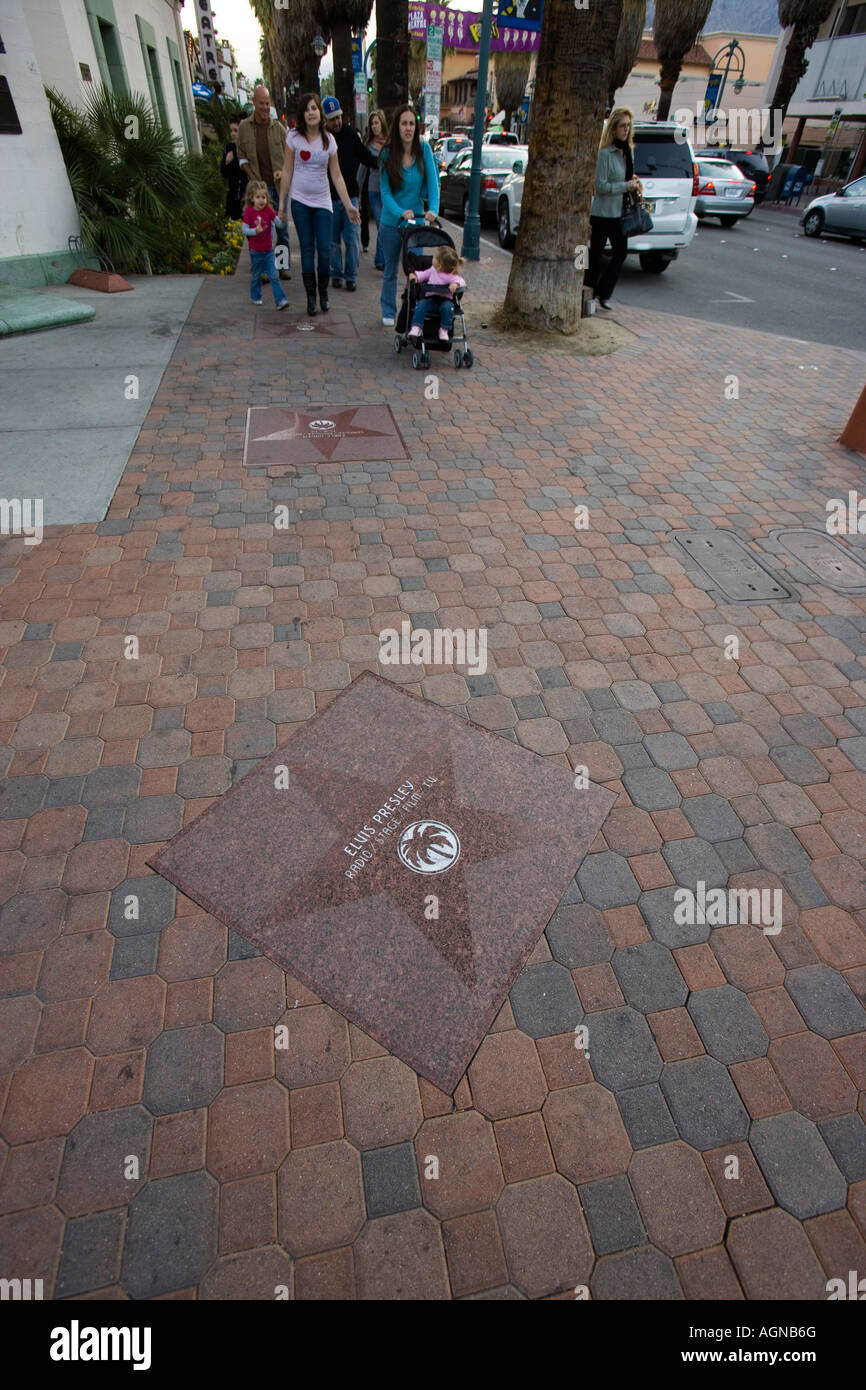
left=587, top=108, right=642, bottom=311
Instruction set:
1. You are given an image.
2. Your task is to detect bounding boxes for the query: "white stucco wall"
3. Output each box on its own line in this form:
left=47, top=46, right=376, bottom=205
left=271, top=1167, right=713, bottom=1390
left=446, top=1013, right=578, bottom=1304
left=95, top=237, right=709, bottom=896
left=0, top=0, right=82, bottom=260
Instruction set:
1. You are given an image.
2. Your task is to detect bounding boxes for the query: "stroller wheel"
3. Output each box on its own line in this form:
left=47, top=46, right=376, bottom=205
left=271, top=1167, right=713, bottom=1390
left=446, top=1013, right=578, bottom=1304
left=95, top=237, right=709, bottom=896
left=394, top=335, right=402, bottom=354
left=463, top=348, right=474, bottom=369
left=411, top=351, right=422, bottom=370
left=453, top=348, right=463, bottom=369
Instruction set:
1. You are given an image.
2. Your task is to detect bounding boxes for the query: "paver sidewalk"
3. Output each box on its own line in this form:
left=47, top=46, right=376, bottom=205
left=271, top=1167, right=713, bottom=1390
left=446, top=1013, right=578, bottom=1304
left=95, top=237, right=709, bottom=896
left=1, top=233, right=865, bottom=1300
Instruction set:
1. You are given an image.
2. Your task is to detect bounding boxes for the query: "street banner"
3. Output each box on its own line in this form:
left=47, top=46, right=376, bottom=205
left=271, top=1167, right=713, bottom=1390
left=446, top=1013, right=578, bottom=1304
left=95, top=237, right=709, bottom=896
left=497, top=0, right=544, bottom=32
left=703, top=72, right=722, bottom=116
left=408, top=3, right=540, bottom=51
left=351, top=37, right=363, bottom=73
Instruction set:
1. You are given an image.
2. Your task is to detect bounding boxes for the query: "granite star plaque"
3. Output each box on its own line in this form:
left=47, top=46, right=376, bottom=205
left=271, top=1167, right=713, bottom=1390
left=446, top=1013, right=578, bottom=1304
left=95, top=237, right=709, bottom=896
left=254, top=310, right=360, bottom=340
left=243, top=404, right=409, bottom=468
left=149, top=673, right=615, bottom=1092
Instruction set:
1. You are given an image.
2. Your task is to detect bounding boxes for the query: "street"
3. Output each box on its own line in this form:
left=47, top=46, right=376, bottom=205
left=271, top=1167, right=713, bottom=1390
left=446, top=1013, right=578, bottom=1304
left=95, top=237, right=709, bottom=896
left=440, top=207, right=866, bottom=353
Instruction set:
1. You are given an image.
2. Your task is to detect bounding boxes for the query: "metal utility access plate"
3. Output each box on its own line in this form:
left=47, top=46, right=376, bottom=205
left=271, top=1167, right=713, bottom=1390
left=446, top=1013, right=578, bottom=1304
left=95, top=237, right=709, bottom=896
left=771, top=528, right=866, bottom=595
left=673, top=530, right=792, bottom=602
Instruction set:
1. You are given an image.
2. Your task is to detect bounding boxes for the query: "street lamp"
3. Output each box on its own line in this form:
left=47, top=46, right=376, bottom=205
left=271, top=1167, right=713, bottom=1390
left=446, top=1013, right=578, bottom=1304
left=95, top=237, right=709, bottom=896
left=462, top=0, right=495, bottom=262
left=706, top=39, right=746, bottom=126
left=312, top=33, right=327, bottom=60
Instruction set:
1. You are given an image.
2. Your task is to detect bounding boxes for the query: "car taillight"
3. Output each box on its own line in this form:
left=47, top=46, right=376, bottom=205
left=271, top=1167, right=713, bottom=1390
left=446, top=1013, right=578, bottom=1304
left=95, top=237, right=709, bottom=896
left=750, top=182, right=757, bottom=194
left=481, top=176, right=498, bottom=190
left=692, top=162, right=700, bottom=196
left=698, top=181, right=716, bottom=195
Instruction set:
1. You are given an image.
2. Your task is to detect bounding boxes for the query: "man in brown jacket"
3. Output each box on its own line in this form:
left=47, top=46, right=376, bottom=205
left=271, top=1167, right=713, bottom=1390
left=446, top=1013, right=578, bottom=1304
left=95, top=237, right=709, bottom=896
left=237, top=85, right=291, bottom=278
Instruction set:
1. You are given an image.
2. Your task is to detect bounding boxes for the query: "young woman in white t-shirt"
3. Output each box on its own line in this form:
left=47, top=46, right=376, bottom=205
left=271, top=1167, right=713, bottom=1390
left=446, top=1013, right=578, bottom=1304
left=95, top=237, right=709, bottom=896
left=278, top=92, right=360, bottom=315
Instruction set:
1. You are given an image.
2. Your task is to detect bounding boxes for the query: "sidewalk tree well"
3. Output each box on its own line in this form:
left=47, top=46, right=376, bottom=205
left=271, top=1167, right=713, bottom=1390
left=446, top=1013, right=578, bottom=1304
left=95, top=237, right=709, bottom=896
left=653, top=0, right=713, bottom=121
left=610, top=0, right=647, bottom=107
left=770, top=0, right=837, bottom=120
left=314, top=0, right=374, bottom=121
left=501, top=0, right=623, bottom=335
left=376, top=0, right=410, bottom=112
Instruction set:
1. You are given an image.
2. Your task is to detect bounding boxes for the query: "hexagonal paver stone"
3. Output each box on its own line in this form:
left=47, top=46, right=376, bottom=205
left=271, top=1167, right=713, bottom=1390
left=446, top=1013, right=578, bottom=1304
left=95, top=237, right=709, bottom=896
left=662, top=837, right=727, bottom=890
left=414, top=1111, right=503, bottom=1219
left=745, top=823, right=811, bottom=877
left=108, top=876, right=176, bottom=938
left=591, top=1245, right=683, bottom=1300
left=769, top=745, right=829, bottom=786
left=176, top=756, right=233, bottom=799
left=0, top=775, right=48, bottom=821
left=122, top=795, right=184, bottom=846
left=611, top=943, right=687, bottom=1015
left=509, top=962, right=581, bottom=1039
left=616, top=1085, right=678, bottom=1149
left=213, top=958, right=286, bottom=1033
left=587, top=1008, right=662, bottom=1090
left=0, top=996, right=40, bottom=1071
left=785, top=965, right=866, bottom=1039
left=726, top=1208, right=828, bottom=1300
left=278, top=1141, right=365, bottom=1257
left=578, top=1175, right=645, bottom=1255
left=55, top=1210, right=126, bottom=1298
left=56, top=1107, right=152, bottom=1217
left=121, top=1171, right=218, bottom=1298
left=354, top=1207, right=449, bottom=1299
left=468, top=1032, right=547, bottom=1120
left=681, top=795, right=743, bottom=843
left=497, top=1175, right=593, bottom=1299
left=687, top=986, right=769, bottom=1064
left=340, top=1057, right=423, bottom=1149
left=362, top=1142, right=423, bottom=1218
left=818, top=1114, right=866, bottom=1182
left=1, top=1048, right=93, bottom=1144
left=142, top=1024, right=224, bottom=1115
left=644, top=733, right=698, bottom=771
left=750, top=1113, right=847, bottom=1219
left=274, top=1005, right=350, bottom=1089
left=206, top=1080, right=290, bottom=1181
left=640, top=887, right=709, bottom=949
left=577, top=852, right=640, bottom=909
left=545, top=903, right=613, bottom=968
left=0, top=889, right=65, bottom=952
left=81, top=763, right=141, bottom=806
left=199, top=1247, right=294, bottom=1300
left=660, top=1056, right=750, bottom=1150
left=543, top=1084, right=632, bottom=1184
left=621, top=768, right=681, bottom=812
left=629, top=1142, right=726, bottom=1256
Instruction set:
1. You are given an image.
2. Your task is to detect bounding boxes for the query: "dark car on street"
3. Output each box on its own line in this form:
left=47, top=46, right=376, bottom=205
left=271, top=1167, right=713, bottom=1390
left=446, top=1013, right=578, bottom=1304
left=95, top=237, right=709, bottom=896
left=439, top=145, right=528, bottom=223
left=698, top=147, right=771, bottom=202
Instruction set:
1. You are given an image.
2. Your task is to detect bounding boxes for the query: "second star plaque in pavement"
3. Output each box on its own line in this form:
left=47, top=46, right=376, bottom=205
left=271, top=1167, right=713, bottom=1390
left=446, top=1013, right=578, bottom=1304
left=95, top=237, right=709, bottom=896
left=243, top=404, right=409, bottom=467
left=149, top=673, right=615, bottom=1093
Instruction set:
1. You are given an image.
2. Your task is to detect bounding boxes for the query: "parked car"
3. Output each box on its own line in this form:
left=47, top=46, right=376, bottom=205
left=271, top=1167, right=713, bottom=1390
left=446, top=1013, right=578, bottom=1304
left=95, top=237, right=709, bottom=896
left=497, top=157, right=527, bottom=247
left=627, top=122, right=699, bottom=271
left=801, top=174, right=866, bottom=242
left=694, top=158, right=755, bottom=225
left=482, top=130, right=519, bottom=145
left=433, top=133, right=472, bottom=174
left=440, top=145, right=529, bottom=222
left=698, top=147, right=771, bottom=202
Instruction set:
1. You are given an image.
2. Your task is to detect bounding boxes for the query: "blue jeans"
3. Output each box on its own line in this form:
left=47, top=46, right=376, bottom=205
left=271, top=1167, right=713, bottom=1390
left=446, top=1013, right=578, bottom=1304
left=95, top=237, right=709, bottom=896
left=379, top=223, right=404, bottom=319
left=369, top=191, right=384, bottom=268
left=331, top=198, right=360, bottom=283
left=410, top=295, right=454, bottom=333
left=267, top=185, right=290, bottom=271
left=291, top=199, right=332, bottom=276
left=250, top=249, right=288, bottom=306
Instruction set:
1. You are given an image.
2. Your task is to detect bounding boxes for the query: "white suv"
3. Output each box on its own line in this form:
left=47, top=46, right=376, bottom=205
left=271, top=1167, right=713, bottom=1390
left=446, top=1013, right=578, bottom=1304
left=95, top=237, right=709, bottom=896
left=497, top=121, right=698, bottom=272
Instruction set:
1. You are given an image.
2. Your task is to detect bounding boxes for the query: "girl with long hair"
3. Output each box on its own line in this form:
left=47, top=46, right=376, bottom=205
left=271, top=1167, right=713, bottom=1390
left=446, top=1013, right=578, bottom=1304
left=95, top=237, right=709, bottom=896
left=277, top=91, right=360, bottom=315
left=360, top=109, right=389, bottom=270
left=378, top=105, right=439, bottom=327
left=587, top=106, right=642, bottom=311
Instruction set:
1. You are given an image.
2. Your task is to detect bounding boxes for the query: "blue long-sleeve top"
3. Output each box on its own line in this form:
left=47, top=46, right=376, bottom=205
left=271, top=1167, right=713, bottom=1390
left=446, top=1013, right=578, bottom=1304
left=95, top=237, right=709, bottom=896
left=379, top=141, right=440, bottom=228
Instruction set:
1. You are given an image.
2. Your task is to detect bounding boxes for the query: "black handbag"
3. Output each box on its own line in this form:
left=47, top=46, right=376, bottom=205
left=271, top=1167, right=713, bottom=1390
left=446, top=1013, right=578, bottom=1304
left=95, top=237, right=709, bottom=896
left=622, top=192, right=653, bottom=237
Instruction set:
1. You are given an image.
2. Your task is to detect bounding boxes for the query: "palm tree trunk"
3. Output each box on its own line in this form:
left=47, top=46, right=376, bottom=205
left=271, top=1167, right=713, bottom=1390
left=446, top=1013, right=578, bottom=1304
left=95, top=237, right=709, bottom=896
left=376, top=0, right=409, bottom=113
left=502, top=0, right=623, bottom=334
left=770, top=29, right=811, bottom=119
left=331, top=25, right=356, bottom=121
left=655, top=55, right=681, bottom=120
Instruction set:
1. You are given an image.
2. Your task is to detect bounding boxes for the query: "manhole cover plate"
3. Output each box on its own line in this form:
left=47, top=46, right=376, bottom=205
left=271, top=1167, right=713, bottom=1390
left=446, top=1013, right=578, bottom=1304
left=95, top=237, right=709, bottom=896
left=772, top=528, right=866, bottom=594
left=243, top=404, right=409, bottom=468
left=149, top=673, right=615, bottom=1093
left=673, top=531, right=791, bottom=601
left=254, top=310, right=359, bottom=339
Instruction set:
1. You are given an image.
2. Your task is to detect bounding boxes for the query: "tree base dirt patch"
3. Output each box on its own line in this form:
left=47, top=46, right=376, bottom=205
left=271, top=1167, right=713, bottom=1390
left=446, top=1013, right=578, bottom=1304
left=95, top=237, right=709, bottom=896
left=467, top=300, right=637, bottom=357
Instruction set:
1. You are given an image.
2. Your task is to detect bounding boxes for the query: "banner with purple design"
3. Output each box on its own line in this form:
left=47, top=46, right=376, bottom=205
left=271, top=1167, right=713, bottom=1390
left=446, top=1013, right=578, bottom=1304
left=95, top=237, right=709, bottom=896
left=408, top=4, right=540, bottom=51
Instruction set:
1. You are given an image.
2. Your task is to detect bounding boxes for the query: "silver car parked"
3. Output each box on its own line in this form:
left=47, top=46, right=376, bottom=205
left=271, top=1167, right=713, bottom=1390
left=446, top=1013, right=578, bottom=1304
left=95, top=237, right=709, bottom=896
left=695, top=158, right=755, bottom=226
left=801, top=175, right=866, bottom=243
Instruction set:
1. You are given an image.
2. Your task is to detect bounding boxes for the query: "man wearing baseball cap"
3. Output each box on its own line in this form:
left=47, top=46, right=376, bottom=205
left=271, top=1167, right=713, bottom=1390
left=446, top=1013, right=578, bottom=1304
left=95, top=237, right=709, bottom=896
left=322, top=96, right=379, bottom=291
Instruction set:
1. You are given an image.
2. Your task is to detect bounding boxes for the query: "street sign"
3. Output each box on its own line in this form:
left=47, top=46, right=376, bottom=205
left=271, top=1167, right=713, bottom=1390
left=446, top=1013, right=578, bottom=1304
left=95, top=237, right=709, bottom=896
left=425, top=23, right=443, bottom=136
left=354, top=72, right=367, bottom=117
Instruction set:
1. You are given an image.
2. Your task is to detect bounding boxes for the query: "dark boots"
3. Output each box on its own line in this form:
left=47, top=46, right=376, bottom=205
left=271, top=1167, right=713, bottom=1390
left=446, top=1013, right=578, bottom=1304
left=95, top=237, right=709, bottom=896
left=317, top=272, right=330, bottom=313
left=302, top=272, right=317, bottom=316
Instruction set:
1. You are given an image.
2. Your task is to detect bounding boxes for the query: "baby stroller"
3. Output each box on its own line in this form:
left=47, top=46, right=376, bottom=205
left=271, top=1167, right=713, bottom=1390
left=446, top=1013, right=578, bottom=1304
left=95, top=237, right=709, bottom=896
left=393, top=220, right=474, bottom=371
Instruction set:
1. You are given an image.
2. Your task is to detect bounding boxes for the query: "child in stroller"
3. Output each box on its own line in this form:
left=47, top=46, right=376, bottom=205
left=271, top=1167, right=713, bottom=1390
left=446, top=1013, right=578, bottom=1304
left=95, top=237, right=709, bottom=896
left=393, top=221, right=474, bottom=369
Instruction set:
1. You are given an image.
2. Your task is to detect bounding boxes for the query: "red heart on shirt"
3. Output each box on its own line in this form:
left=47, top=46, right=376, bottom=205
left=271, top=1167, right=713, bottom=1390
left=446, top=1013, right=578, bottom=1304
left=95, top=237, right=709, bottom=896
left=299, top=149, right=311, bottom=161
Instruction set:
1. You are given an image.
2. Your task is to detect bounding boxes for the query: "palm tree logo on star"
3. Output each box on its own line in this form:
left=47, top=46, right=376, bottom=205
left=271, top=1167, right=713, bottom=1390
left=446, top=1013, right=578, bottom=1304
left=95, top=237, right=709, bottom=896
left=398, top=821, right=462, bottom=874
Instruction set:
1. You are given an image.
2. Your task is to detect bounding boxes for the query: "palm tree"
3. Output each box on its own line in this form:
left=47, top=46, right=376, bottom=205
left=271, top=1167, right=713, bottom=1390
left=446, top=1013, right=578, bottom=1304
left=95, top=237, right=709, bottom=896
left=493, top=51, right=532, bottom=131
left=315, top=0, right=374, bottom=120
left=770, top=0, right=837, bottom=119
left=409, top=37, right=426, bottom=106
left=249, top=0, right=320, bottom=107
left=502, top=0, right=624, bottom=334
left=653, top=0, right=713, bottom=121
left=609, top=0, right=647, bottom=107
left=376, top=0, right=410, bottom=114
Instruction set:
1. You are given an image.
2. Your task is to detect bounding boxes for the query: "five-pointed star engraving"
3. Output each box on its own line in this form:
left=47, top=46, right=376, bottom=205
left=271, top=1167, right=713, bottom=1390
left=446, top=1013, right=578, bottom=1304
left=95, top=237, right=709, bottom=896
left=250, top=734, right=551, bottom=992
left=252, top=406, right=394, bottom=460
